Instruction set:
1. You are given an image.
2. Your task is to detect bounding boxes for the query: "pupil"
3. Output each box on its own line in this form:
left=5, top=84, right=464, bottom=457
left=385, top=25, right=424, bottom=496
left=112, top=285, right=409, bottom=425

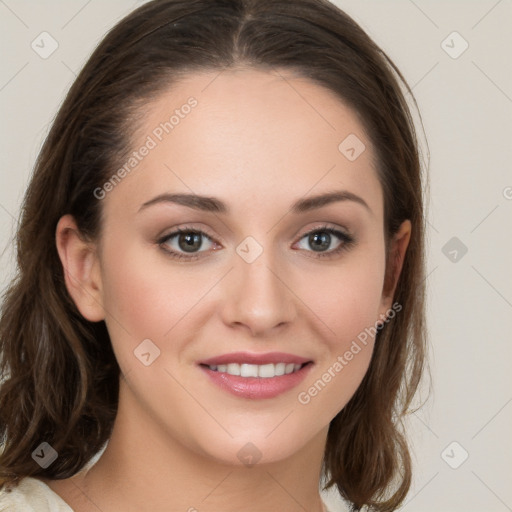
left=311, top=232, right=330, bottom=251
left=180, top=232, right=201, bottom=252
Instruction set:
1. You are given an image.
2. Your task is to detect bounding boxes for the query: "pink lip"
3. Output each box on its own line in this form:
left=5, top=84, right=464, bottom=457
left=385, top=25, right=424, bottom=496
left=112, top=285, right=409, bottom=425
left=199, top=351, right=311, bottom=366
left=198, top=352, right=314, bottom=399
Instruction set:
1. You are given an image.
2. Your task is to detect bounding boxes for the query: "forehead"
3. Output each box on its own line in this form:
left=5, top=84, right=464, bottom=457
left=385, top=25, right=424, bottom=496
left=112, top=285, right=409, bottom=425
left=104, top=68, right=383, bottom=221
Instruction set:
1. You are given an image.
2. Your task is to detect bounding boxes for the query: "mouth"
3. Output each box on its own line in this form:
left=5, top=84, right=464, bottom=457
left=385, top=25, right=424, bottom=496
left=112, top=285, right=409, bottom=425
left=201, top=362, right=308, bottom=378
left=198, top=352, right=314, bottom=399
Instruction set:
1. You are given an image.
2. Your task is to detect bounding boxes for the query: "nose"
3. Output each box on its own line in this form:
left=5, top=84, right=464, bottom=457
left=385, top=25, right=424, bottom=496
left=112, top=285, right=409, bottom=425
left=220, top=244, right=297, bottom=337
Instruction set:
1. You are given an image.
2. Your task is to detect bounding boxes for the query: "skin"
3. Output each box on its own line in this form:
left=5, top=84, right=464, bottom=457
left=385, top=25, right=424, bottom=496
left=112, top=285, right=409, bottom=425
left=49, top=68, right=411, bottom=512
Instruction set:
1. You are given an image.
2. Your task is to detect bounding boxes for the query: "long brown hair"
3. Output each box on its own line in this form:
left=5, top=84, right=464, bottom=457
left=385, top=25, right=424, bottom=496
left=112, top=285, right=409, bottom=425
left=0, top=1, right=428, bottom=510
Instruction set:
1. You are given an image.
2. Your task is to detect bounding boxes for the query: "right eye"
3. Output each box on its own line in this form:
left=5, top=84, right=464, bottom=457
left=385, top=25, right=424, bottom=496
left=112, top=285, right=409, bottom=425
left=158, top=227, right=220, bottom=261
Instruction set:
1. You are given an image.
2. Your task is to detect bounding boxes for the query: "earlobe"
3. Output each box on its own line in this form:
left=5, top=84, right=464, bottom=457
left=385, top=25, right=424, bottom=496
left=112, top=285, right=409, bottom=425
left=55, top=214, right=105, bottom=322
left=380, top=219, right=412, bottom=313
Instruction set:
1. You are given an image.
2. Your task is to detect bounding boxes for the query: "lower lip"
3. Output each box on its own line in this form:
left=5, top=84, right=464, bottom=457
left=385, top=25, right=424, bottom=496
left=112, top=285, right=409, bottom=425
left=199, top=363, right=313, bottom=399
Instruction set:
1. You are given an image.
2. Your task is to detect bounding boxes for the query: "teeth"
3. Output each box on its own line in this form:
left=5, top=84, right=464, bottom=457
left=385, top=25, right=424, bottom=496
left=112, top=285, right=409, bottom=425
left=208, top=362, right=304, bottom=378
left=275, top=363, right=286, bottom=376
left=258, top=363, right=274, bottom=378
left=241, top=364, right=258, bottom=377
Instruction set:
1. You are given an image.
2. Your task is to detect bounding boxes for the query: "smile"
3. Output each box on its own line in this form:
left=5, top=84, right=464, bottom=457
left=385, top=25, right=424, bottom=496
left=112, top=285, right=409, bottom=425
left=198, top=352, right=314, bottom=399
left=206, top=362, right=304, bottom=378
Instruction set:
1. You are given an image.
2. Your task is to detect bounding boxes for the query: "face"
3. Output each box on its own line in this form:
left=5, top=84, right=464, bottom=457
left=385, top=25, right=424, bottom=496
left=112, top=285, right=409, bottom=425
left=65, top=68, right=409, bottom=466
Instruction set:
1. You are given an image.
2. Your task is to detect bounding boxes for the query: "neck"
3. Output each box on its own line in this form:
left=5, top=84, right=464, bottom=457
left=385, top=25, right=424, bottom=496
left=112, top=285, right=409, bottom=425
left=78, top=378, right=328, bottom=512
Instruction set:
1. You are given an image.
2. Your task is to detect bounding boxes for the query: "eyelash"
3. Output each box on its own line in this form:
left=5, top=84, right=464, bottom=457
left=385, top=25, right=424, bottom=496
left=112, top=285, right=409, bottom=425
left=157, top=224, right=355, bottom=262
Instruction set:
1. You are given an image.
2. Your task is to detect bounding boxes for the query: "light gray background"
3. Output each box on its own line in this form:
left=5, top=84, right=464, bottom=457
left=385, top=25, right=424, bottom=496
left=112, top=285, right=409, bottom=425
left=1, top=1, right=511, bottom=511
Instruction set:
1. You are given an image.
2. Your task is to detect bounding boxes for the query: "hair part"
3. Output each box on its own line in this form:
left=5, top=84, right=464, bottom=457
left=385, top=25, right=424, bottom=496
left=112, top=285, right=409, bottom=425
left=0, top=1, right=428, bottom=510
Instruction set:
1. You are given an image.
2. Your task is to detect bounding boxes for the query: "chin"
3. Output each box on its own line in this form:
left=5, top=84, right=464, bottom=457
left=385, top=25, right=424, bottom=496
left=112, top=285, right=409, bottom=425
left=188, top=422, right=321, bottom=468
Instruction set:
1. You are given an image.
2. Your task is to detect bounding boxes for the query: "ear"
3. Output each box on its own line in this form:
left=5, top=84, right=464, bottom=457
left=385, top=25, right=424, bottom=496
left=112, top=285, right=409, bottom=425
left=378, top=219, right=412, bottom=316
left=55, top=214, right=105, bottom=322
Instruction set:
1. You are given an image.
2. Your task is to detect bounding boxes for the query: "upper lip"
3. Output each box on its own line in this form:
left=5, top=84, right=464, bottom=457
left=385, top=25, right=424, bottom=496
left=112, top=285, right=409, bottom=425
left=199, top=351, right=312, bottom=366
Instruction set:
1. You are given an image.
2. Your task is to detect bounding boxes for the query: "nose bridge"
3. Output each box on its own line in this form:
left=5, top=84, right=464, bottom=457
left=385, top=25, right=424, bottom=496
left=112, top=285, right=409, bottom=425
left=221, top=235, right=296, bottom=335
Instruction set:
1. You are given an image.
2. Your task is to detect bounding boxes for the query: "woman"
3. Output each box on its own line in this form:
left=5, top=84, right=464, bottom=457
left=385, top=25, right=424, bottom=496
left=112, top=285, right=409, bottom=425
left=0, top=0, right=428, bottom=510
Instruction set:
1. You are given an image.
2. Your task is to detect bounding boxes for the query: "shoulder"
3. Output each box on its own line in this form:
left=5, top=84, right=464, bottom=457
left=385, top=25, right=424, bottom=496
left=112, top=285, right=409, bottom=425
left=0, top=477, right=74, bottom=512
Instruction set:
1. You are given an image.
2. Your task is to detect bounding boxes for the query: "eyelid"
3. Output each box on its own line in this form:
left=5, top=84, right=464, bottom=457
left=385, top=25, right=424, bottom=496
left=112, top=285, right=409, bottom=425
left=297, top=222, right=351, bottom=239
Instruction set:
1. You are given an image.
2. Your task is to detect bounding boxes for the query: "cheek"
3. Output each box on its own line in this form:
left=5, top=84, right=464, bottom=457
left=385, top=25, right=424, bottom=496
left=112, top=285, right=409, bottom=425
left=303, top=249, right=386, bottom=345
left=101, top=256, right=161, bottom=332
left=98, top=241, right=184, bottom=354
left=294, top=248, right=386, bottom=411
left=98, top=238, right=225, bottom=369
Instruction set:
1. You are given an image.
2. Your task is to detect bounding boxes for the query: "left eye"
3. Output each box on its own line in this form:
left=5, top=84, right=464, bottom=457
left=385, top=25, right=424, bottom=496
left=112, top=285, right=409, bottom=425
left=295, top=227, right=352, bottom=255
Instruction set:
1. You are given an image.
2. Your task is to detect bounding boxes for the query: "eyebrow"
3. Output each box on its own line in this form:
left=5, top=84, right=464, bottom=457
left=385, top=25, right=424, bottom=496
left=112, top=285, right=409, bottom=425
left=139, top=189, right=372, bottom=215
